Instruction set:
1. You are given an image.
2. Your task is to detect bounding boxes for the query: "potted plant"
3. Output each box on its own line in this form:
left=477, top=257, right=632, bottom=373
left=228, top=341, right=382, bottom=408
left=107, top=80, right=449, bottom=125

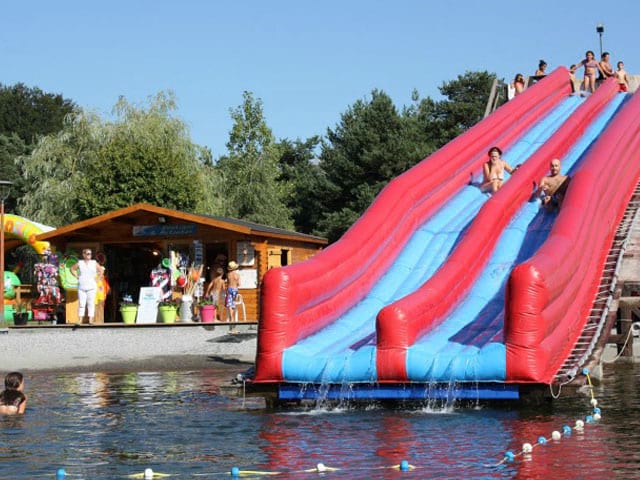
left=119, top=295, right=139, bottom=324
left=197, top=299, right=216, bottom=323
left=12, top=300, right=30, bottom=326
left=158, top=299, right=179, bottom=324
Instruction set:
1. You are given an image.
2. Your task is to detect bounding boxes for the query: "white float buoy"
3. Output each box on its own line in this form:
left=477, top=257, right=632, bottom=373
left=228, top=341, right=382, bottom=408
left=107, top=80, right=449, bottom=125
left=594, top=413, right=602, bottom=421
left=551, top=430, right=562, bottom=440
left=590, top=398, right=598, bottom=407
left=522, top=443, right=533, bottom=453
left=144, top=468, right=154, bottom=479
left=575, top=419, right=585, bottom=430
left=317, top=463, right=327, bottom=472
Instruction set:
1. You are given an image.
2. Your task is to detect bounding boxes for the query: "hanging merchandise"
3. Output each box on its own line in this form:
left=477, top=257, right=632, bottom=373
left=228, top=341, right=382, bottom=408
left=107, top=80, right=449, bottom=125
left=150, top=266, right=172, bottom=301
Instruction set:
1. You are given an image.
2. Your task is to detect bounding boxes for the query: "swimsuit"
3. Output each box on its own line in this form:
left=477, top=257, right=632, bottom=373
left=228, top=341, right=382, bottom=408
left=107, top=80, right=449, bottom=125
left=584, top=60, right=598, bottom=78
left=225, top=287, right=239, bottom=308
left=491, top=175, right=504, bottom=181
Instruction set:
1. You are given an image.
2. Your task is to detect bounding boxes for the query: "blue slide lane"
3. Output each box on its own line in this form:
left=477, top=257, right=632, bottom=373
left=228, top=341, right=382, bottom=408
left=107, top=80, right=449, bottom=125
left=281, top=96, right=586, bottom=383
left=405, top=93, right=628, bottom=383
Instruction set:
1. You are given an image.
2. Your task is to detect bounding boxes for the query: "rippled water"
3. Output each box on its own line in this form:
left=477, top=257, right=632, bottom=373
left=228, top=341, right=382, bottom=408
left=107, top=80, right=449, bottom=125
left=1, top=362, right=639, bottom=479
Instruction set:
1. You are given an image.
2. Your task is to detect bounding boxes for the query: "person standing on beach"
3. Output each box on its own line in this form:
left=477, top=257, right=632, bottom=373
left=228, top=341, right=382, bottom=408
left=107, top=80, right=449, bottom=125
left=70, top=249, right=105, bottom=324
left=226, top=261, right=240, bottom=331
left=0, top=371, right=27, bottom=415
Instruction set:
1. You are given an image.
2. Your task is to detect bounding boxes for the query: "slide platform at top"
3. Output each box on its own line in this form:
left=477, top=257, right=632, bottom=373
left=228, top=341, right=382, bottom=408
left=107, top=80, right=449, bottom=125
left=254, top=70, right=639, bottom=395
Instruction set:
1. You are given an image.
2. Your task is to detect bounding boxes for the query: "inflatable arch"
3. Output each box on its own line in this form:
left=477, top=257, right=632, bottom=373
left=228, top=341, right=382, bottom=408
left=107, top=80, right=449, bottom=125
left=2, top=214, right=52, bottom=255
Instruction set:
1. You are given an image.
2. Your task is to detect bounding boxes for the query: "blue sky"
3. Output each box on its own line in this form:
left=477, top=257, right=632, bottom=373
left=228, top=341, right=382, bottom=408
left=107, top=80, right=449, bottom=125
left=3, top=1, right=639, bottom=157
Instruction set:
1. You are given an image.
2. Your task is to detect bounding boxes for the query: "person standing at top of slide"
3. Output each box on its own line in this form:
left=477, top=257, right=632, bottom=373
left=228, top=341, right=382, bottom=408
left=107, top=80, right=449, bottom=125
left=571, top=50, right=605, bottom=94
left=70, top=248, right=105, bottom=324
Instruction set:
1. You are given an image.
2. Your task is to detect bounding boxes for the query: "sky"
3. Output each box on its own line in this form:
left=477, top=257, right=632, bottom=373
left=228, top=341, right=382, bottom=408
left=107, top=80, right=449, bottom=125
left=3, top=0, right=640, bottom=158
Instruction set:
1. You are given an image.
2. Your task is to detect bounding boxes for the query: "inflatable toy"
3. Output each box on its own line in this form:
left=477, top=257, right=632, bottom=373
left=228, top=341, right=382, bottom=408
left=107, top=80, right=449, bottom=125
left=2, top=214, right=52, bottom=254
left=3, top=271, right=21, bottom=300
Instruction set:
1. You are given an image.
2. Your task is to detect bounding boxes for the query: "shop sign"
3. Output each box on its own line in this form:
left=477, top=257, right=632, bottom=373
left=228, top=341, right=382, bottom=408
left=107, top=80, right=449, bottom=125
left=132, top=224, right=197, bottom=237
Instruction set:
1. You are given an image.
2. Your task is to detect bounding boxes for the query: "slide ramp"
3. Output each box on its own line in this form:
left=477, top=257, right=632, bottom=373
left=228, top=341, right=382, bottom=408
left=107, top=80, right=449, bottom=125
left=255, top=73, right=640, bottom=399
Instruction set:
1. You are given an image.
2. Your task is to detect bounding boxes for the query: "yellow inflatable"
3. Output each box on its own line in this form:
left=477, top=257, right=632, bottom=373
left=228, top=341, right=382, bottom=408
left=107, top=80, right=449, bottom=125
left=3, top=214, right=51, bottom=254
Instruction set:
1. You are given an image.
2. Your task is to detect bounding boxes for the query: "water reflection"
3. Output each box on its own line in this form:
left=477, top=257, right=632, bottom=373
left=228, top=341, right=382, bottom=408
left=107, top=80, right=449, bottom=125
left=0, top=363, right=639, bottom=479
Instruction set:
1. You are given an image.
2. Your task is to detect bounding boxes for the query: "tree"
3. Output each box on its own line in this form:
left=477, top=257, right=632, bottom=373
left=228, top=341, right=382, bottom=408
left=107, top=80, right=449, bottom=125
left=0, top=133, right=27, bottom=211
left=215, top=91, right=293, bottom=229
left=0, top=83, right=76, bottom=145
left=315, top=90, right=432, bottom=241
left=434, top=70, right=496, bottom=143
left=276, top=137, right=327, bottom=235
left=17, top=92, right=213, bottom=225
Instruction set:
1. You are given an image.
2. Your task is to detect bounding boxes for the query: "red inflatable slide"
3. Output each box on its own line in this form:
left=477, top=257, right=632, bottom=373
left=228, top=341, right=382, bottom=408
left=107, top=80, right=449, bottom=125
left=506, top=80, right=640, bottom=383
left=376, top=78, right=620, bottom=381
left=255, top=68, right=572, bottom=382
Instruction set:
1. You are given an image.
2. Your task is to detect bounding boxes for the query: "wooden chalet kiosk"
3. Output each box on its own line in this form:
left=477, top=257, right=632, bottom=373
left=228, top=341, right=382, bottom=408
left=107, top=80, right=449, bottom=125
left=36, top=203, right=327, bottom=324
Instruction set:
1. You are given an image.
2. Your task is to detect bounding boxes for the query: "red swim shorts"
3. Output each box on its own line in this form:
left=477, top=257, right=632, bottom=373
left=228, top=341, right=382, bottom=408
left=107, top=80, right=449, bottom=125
left=619, top=83, right=628, bottom=92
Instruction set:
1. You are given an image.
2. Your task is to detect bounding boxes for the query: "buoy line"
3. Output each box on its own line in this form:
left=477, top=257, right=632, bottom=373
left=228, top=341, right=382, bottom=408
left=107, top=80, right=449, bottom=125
left=486, top=368, right=602, bottom=468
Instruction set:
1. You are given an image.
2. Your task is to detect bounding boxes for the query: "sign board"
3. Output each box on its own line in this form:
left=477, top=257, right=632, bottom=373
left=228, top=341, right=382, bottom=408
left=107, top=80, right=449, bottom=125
left=132, top=224, right=197, bottom=237
left=137, top=287, right=162, bottom=323
left=238, top=269, right=258, bottom=289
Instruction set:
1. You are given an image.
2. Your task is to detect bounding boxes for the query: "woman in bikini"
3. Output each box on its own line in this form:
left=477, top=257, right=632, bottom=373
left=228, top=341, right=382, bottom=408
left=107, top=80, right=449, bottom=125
left=512, top=73, right=525, bottom=96
left=571, top=50, right=605, bottom=93
left=481, top=146, right=517, bottom=193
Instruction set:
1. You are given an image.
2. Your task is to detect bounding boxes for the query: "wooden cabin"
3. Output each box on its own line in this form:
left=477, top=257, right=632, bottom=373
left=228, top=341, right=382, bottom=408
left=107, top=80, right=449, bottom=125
left=36, top=203, right=327, bottom=324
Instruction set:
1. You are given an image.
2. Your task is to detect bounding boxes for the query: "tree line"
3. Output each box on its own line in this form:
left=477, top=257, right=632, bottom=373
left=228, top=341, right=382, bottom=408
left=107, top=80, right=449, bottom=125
left=0, top=71, right=495, bottom=244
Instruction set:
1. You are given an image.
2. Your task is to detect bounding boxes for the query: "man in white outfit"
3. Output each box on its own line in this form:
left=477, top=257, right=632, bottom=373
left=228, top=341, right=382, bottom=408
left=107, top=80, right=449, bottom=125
left=70, top=249, right=105, bottom=324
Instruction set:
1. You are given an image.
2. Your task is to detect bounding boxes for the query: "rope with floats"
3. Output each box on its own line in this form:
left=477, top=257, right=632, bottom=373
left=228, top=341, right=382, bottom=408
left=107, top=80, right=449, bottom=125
left=486, top=368, right=602, bottom=468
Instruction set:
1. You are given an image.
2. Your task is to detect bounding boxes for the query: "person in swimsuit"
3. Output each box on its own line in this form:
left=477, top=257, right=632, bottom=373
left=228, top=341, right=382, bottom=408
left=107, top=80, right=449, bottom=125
left=537, top=158, right=570, bottom=211
left=205, top=267, right=226, bottom=320
left=615, top=61, right=629, bottom=92
left=512, top=73, right=525, bottom=96
left=598, top=52, right=615, bottom=85
left=225, top=261, right=241, bottom=331
left=0, top=372, right=27, bottom=415
left=481, top=146, right=517, bottom=193
left=571, top=50, right=605, bottom=93
left=534, top=60, right=547, bottom=79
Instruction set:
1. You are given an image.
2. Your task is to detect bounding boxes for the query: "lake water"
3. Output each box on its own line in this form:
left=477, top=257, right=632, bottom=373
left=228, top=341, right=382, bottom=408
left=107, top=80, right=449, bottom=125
left=1, top=362, right=639, bottom=479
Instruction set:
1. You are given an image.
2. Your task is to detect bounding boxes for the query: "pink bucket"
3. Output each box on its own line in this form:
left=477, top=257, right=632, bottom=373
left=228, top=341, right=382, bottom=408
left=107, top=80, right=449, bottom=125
left=200, top=304, right=216, bottom=323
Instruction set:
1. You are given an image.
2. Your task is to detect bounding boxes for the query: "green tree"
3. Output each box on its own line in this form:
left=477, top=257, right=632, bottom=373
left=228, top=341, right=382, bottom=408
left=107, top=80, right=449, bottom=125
left=315, top=90, right=432, bottom=241
left=434, top=70, right=496, bottom=143
left=215, top=91, right=293, bottom=229
left=17, top=92, right=212, bottom=225
left=0, top=83, right=76, bottom=145
left=276, top=137, right=327, bottom=235
left=0, top=133, right=27, bottom=211
left=0, top=83, right=77, bottom=209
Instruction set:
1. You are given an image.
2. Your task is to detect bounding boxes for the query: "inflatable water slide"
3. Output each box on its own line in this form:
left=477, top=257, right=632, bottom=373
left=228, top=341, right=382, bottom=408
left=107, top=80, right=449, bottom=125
left=253, top=68, right=640, bottom=400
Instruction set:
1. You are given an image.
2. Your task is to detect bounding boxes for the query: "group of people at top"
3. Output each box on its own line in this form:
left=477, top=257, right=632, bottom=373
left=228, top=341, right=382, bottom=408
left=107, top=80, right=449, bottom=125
left=571, top=50, right=629, bottom=93
left=511, top=52, right=630, bottom=97
left=481, top=146, right=568, bottom=211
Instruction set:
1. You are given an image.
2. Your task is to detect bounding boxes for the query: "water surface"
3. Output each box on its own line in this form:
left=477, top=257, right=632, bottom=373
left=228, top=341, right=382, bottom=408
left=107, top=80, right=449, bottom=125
left=1, top=362, right=639, bottom=479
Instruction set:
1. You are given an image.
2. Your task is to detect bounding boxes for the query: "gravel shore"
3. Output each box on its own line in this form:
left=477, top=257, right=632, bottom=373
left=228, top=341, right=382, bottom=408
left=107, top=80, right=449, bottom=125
left=0, top=323, right=257, bottom=373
